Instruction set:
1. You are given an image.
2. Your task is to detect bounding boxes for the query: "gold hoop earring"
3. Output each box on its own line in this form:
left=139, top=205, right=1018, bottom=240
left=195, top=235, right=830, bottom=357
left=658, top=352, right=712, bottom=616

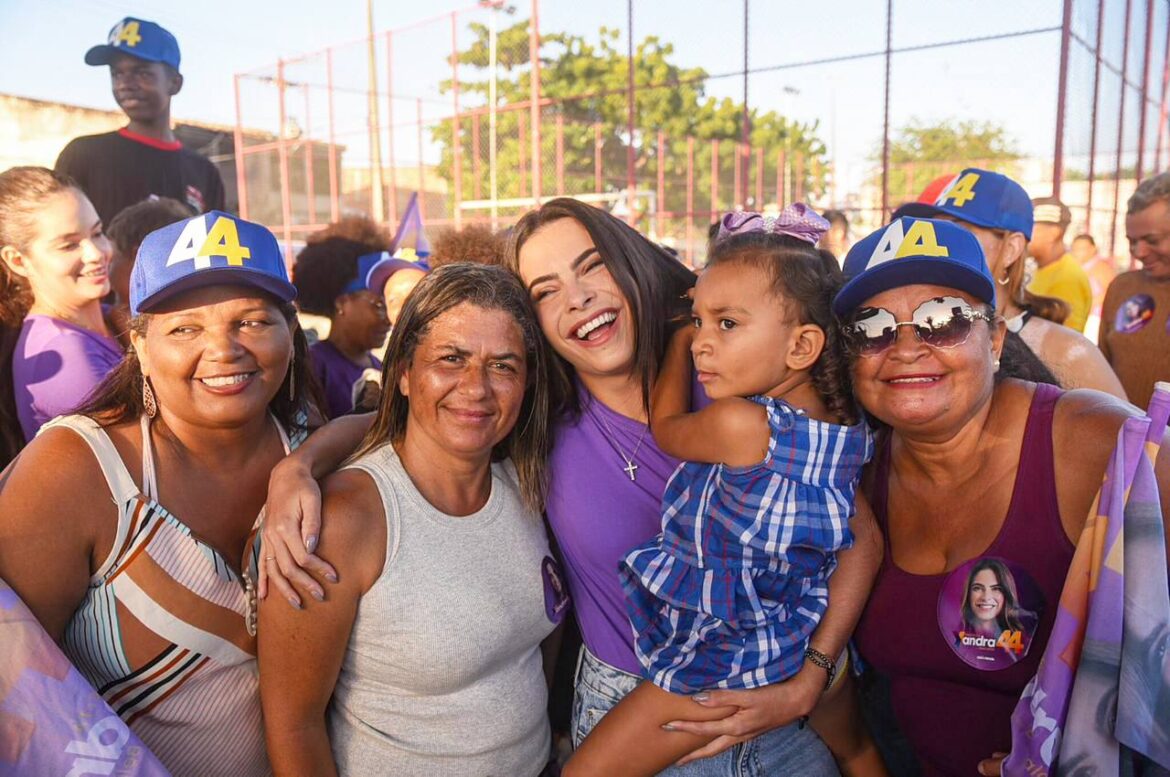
left=143, top=378, right=158, bottom=418
left=997, top=276, right=1010, bottom=286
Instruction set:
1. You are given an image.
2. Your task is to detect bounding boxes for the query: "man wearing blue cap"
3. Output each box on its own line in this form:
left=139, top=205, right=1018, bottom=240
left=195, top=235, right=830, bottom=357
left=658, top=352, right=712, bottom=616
left=55, top=17, right=224, bottom=227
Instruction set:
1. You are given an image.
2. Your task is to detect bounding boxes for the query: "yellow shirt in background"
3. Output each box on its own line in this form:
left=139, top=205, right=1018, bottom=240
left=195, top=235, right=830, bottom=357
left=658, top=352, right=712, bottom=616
left=1029, top=252, right=1093, bottom=332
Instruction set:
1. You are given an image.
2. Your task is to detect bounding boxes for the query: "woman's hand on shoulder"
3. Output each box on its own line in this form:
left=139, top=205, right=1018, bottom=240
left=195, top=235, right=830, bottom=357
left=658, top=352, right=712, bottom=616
left=665, top=660, right=824, bottom=765
left=260, top=455, right=337, bottom=608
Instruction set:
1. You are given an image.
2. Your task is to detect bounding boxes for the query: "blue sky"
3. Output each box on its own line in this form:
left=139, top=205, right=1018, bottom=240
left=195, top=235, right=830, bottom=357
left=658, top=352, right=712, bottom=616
left=0, top=1, right=1070, bottom=197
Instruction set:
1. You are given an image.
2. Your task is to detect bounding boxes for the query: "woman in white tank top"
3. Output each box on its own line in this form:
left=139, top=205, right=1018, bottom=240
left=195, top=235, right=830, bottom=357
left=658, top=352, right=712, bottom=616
left=259, top=264, right=568, bottom=777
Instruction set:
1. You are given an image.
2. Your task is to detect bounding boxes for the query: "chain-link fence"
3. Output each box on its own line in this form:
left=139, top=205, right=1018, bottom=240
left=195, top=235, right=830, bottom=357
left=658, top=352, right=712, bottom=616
left=233, top=0, right=1170, bottom=267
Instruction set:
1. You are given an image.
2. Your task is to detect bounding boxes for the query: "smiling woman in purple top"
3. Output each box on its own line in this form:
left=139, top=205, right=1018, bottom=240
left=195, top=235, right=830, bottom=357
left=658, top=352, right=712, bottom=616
left=0, top=167, right=122, bottom=445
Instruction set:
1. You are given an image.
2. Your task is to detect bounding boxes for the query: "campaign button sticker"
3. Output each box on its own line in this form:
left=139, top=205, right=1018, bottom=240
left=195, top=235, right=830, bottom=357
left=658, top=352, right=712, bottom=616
left=937, top=556, right=1043, bottom=671
left=1115, top=293, right=1155, bottom=334
left=542, top=556, right=570, bottom=624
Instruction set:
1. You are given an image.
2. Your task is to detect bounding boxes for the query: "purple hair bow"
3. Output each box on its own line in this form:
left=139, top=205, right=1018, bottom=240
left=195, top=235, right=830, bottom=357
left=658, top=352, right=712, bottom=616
left=716, top=203, right=830, bottom=245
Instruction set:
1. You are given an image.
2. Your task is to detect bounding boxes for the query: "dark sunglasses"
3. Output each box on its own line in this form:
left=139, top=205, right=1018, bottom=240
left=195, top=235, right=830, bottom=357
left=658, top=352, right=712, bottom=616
left=843, top=296, right=994, bottom=357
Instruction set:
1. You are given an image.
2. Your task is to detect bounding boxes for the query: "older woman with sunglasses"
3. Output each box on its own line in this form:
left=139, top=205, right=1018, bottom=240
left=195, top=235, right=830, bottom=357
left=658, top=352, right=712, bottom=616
left=832, top=217, right=1170, bottom=777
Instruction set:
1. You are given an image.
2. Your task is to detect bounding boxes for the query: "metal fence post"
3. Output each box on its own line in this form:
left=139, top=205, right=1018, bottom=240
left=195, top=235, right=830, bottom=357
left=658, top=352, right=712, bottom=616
left=1110, top=0, right=1135, bottom=257
left=686, top=135, right=695, bottom=265
left=386, top=31, right=398, bottom=225
left=1158, top=16, right=1170, bottom=169
left=304, top=84, right=316, bottom=227
left=657, top=130, right=665, bottom=239
left=416, top=97, right=426, bottom=221
left=1053, top=0, right=1073, bottom=197
left=594, top=122, right=603, bottom=194
left=452, top=12, right=463, bottom=227
left=530, top=0, right=542, bottom=206
left=710, top=139, right=719, bottom=221
left=276, top=59, right=293, bottom=263
left=556, top=113, right=565, bottom=195
left=326, top=47, right=340, bottom=223
left=880, top=0, right=893, bottom=222
left=233, top=74, right=249, bottom=219
left=626, top=0, right=636, bottom=225
left=1087, top=0, right=1106, bottom=233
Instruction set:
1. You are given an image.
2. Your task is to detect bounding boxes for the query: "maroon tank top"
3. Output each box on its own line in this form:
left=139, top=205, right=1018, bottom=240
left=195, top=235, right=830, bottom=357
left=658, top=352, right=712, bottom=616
left=853, top=383, right=1076, bottom=777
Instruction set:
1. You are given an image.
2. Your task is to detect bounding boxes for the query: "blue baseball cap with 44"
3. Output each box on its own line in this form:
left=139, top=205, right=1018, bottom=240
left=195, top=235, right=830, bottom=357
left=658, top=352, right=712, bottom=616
left=833, top=217, right=995, bottom=317
left=892, top=167, right=1034, bottom=240
left=363, top=252, right=431, bottom=295
left=86, top=18, right=181, bottom=71
left=131, top=211, right=297, bottom=316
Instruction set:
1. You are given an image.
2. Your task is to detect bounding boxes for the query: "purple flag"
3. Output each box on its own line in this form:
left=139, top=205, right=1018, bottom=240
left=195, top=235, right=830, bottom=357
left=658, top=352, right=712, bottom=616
left=0, top=580, right=170, bottom=776
left=1005, top=384, right=1170, bottom=776
left=390, top=192, right=430, bottom=260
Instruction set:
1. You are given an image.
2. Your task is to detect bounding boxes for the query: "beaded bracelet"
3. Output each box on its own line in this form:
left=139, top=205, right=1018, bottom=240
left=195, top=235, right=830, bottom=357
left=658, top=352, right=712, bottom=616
left=804, top=646, right=836, bottom=689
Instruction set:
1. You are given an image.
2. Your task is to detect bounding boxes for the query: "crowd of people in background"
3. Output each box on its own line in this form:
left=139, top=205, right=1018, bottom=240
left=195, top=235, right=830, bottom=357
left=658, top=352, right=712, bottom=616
left=0, top=13, right=1168, bottom=777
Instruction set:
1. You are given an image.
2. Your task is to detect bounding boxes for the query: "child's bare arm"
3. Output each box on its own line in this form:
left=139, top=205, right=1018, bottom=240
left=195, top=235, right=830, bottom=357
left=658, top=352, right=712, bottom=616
left=563, top=682, right=737, bottom=777
left=649, top=327, right=769, bottom=467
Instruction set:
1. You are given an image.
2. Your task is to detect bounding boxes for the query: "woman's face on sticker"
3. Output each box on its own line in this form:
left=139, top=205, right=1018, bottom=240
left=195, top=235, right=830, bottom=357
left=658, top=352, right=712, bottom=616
left=968, top=568, right=1005, bottom=625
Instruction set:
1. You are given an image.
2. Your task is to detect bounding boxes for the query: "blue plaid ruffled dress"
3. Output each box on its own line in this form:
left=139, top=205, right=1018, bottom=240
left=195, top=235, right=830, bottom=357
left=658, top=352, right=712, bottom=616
left=621, top=396, right=874, bottom=694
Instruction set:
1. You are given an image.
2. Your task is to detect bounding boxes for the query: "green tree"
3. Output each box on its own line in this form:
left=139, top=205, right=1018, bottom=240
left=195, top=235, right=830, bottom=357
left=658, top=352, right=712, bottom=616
left=432, top=21, right=829, bottom=223
left=879, top=118, right=1021, bottom=205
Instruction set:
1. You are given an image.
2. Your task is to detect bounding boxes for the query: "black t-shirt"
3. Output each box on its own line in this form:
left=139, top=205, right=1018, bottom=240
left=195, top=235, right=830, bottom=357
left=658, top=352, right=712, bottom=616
left=55, top=128, right=225, bottom=226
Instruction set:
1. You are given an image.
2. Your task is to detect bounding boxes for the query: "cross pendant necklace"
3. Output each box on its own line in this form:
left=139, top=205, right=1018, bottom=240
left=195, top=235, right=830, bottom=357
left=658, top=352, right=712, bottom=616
left=592, top=403, right=648, bottom=483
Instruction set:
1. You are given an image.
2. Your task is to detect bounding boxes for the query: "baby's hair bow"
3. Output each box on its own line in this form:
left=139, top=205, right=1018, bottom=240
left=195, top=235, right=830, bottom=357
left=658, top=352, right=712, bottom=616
left=716, top=203, right=830, bottom=246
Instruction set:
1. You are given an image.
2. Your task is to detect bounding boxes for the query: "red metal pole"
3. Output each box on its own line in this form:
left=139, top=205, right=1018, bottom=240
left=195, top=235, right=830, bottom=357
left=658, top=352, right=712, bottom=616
left=710, top=139, right=719, bottom=220
left=452, top=12, right=463, bottom=228
left=733, top=142, right=742, bottom=209
left=1086, top=0, right=1105, bottom=232
left=519, top=110, right=528, bottom=198
left=1110, top=0, right=1134, bottom=258
left=656, top=130, right=665, bottom=239
left=1135, top=0, right=1155, bottom=182
left=232, top=74, right=249, bottom=219
left=880, top=0, right=893, bottom=221
left=740, top=0, right=750, bottom=208
left=1052, top=0, right=1074, bottom=197
left=530, top=0, right=542, bottom=206
left=795, top=153, right=805, bottom=202
left=303, top=84, right=316, bottom=227
left=776, top=149, right=785, bottom=209
left=326, top=48, right=340, bottom=223
left=385, top=31, right=398, bottom=225
left=594, top=122, right=602, bottom=193
left=276, top=59, right=293, bottom=264
left=686, top=135, right=694, bottom=266
left=472, top=112, right=482, bottom=201
left=755, top=147, right=764, bottom=209
left=417, top=98, right=426, bottom=221
left=1158, top=14, right=1170, bottom=170
left=626, top=0, right=636, bottom=225
left=556, top=113, right=565, bottom=195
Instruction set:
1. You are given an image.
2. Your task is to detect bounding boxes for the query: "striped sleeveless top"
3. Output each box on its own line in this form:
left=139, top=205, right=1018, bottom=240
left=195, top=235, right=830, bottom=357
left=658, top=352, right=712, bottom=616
left=45, top=413, right=305, bottom=777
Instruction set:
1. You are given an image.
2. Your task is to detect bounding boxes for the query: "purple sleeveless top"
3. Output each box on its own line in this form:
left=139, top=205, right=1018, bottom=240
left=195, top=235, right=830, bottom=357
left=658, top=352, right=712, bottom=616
left=853, top=383, right=1075, bottom=777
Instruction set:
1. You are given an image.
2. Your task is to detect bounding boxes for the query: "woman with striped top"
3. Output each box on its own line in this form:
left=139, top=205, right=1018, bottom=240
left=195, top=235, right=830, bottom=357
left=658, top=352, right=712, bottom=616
left=0, top=212, right=313, bottom=776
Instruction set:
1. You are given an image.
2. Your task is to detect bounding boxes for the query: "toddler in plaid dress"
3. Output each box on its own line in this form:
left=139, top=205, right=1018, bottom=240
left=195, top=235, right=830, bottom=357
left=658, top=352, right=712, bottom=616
left=565, top=206, right=873, bottom=777
left=622, top=392, right=872, bottom=694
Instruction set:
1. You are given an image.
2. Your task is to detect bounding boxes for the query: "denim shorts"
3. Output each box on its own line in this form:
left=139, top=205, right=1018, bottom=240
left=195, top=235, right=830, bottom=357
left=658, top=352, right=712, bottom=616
left=570, top=647, right=841, bottom=777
